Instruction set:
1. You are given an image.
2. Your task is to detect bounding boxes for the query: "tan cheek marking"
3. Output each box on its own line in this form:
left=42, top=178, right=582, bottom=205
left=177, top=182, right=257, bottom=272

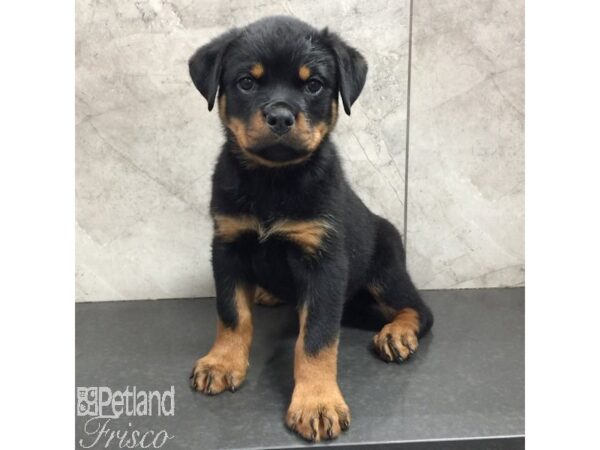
left=227, top=111, right=270, bottom=152
left=308, top=122, right=328, bottom=151
left=299, top=65, right=311, bottom=81
left=294, top=113, right=329, bottom=152
left=218, top=95, right=227, bottom=123
left=213, top=214, right=260, bottom=242
left=265, top=219, right=333, bottom=254
left=331, top=100, right=339, bottom=128
left=234, top=113, right=313, bottom=168
left=231, top=111, right=307, bottom=168
left=250, top=63, right=264, bottom=79
left=228, top=111, right=317, bottom=168
left=295, top=112, right=311, bottom=137
left=227, top=118, right=249, bottom=149
left=246, top=110, right=271, bottom=142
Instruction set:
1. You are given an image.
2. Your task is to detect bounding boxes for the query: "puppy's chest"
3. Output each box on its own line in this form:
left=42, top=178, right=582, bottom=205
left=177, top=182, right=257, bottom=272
left=212, top=213, right=333, bottom=255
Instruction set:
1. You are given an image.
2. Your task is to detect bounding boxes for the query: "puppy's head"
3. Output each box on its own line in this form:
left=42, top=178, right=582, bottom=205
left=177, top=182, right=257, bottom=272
left=189, top=16, right=367, bottom=167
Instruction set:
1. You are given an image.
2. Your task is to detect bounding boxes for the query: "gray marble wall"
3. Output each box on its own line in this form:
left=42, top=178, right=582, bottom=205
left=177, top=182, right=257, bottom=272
left=75, top=0, right=524, bottom=301
left=75, top=0, right=410, bottom=301
left=406, top=0, right=525, bottom=289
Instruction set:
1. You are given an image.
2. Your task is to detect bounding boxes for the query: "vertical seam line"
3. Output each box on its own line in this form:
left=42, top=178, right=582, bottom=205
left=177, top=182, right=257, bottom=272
left=403, top=0, right=414, bottom=264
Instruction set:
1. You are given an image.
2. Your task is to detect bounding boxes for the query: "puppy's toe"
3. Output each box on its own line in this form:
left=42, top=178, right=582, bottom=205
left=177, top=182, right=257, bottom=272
left=190, top=355, right=247, bottom=394
left=373, top=324, right=419, bottom=363
left=286, top=389, right=350, bottom=442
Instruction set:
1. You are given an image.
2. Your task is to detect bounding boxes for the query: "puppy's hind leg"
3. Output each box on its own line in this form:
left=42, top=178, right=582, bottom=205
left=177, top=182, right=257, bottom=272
left=367, top=218, right=433, bottom=363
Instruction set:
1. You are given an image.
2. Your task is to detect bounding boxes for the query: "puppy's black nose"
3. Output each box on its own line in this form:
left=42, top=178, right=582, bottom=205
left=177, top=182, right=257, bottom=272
left=265, top=106, right=295, bottom=136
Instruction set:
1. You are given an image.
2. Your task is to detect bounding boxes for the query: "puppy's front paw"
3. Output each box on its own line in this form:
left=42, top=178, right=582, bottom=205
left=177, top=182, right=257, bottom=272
left=286, top=387, right=350, bottom=442
left=373, top=320, right=419, bottom=363
left=190, top=353, right=248, bottom=395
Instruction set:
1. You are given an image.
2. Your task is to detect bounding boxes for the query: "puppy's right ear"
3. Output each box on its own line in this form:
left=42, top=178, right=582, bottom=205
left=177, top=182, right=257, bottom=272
left=321, top=28, right=368, bottom=116
left=188, top=29, right=239, bottom=111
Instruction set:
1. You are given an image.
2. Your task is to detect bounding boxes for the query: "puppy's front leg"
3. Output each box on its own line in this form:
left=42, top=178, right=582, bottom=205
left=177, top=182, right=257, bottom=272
left=286, top=260, right=350, bottom=442
left=191, top=240, right=255, bottom=395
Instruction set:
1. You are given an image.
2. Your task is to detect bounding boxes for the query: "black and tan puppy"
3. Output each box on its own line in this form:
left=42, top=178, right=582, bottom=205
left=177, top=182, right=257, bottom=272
left=188, top=16, right=433, bottom=442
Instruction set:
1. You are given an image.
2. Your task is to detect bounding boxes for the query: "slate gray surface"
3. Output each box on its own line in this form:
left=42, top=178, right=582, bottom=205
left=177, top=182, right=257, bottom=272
left=76, top=288, right=524, bottom=449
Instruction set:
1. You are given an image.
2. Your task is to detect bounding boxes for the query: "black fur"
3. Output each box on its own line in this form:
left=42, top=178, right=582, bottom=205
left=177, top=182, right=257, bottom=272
left=189, top=28, right=240, bottom=111
left=189, top=16, right=433, bottom=356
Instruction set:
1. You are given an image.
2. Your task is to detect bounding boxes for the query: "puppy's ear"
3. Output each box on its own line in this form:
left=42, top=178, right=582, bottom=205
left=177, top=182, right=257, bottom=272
left=323, top=29, right=368, bottom=115
left=188, top=29, right=239, bottom=111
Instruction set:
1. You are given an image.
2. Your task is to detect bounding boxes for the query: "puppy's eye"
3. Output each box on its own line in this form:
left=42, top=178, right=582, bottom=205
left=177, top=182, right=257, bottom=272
left=238, top=77, right=255, bottom=91
left=306, top=79, right=323, bottom=94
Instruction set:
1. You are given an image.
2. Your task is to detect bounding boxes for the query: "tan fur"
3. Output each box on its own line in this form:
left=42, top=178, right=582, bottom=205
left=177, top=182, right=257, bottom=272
left=238, top=147, right=312, bottom=168
left=294, top=112, right=329, bottom=152
left=367, top=282, right=397, bottom=321
left=214, top=214, right=333, bottom=254
left=218, top=95, right=227, bottom=123
left=192, top=285, right=255, bottom=394
left=226, top=111, right=313, bottom=168
left=232, top=111, right=271, bottom=149
left=223, top=107, right=330, bottom=167
left=213, top=214, right=260, bottom=242
left=286, top=307, right=350, bottom=441
left=298, top=65, right=311, bottom=81
left=253, top=286, right=283, bottom=306
left=330, top=100, right=339, bottom=128
left=263, top=219, right=333, bottom=254
left=250, top=63, right=265, bottom=79
left=226, top=113, right=271, bottom=151
left=373, top=307, right=420, bottom=362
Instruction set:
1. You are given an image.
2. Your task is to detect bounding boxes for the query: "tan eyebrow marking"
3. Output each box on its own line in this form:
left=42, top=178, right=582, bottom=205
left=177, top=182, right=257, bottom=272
left=299, top=65, right=311, bottom=81
left=250, top=63, right=265, bottom=79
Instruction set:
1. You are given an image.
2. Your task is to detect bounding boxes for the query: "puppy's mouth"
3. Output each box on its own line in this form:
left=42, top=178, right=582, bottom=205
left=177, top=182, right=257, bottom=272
left=226, top=113, right=329, bottom=166
left=247, top=140, right=311, bottom=162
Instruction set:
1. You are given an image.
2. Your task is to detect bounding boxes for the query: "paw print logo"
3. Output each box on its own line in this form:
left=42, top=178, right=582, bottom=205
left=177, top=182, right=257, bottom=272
left=77, top=387, right=98, bottom=416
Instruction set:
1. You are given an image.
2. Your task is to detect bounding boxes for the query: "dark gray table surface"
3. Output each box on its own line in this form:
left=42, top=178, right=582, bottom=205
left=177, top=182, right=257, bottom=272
left=76, top=288, right=524, bottom=450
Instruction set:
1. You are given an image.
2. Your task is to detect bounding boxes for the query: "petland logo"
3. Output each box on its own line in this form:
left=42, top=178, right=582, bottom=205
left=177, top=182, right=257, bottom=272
left=77, top=386, right=175, bottom=449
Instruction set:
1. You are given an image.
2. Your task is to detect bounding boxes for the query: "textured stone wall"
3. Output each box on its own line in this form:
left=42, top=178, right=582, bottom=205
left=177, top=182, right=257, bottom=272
left=75, top=0, right=411, bottom=300
left=75, top=0, right=524, bottom=301
left=406, top=0, right=525, bottom=289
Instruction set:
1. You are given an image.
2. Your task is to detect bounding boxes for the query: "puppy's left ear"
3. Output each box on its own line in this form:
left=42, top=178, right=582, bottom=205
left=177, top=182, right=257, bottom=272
left=323, top=29, right=368, bottom=115
left=188, top=29, right=239, bottom=111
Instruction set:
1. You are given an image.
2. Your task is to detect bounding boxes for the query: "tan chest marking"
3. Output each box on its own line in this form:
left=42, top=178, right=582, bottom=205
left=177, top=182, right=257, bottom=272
left=213, top=214, right=260, bottom=242
left=213, top=215, right=333, bottom=253
left=261, top=219, right=333, bottom=254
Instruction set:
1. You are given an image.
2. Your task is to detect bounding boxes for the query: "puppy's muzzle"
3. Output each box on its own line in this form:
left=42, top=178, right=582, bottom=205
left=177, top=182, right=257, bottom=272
left=264, top=104, right=295, bottom=136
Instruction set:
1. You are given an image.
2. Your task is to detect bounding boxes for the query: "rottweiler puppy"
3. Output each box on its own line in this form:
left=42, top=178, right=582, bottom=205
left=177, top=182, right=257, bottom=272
left=188, top=16, right=433, bottom=442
